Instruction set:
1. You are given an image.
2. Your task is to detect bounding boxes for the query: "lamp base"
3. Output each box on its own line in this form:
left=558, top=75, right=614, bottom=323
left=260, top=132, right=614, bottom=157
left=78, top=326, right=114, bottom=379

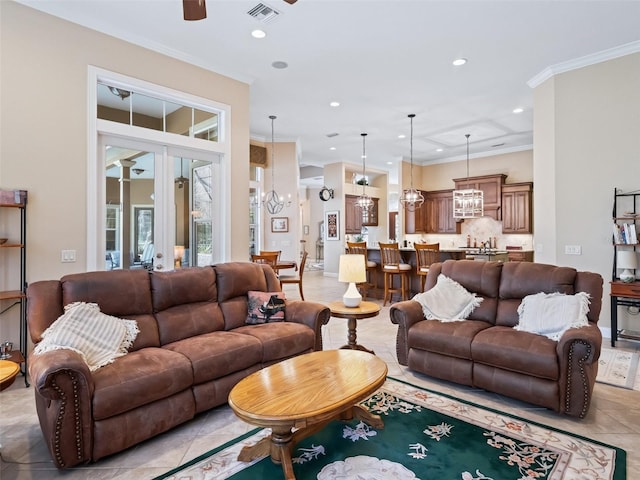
left=620, top=269, right=636, bottom=283
left=343, top=282, right=362, bottom=308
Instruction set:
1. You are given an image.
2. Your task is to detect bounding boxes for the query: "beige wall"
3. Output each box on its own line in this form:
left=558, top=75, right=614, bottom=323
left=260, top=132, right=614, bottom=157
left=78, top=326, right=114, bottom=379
left=0, top=2, right=250, bottom=288
left=419, top=150, right=533, bottom=191
left=533, top=52, right=640, bottom=333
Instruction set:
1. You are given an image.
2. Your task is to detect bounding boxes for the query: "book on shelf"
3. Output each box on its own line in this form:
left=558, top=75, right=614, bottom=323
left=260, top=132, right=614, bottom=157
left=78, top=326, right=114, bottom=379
left=613, top=222, right=639, bottom=244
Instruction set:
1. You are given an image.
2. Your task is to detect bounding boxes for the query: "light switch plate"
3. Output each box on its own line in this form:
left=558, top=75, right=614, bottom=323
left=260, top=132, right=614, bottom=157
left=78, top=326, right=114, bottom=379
left=61, top=250, right=76, bottom=262
left=564, top=245, right=582, bottom=255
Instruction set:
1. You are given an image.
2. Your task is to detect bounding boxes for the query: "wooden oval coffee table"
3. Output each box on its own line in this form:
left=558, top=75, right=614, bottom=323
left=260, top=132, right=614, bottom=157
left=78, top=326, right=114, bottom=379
left=228, top=349, right=387, bottom=480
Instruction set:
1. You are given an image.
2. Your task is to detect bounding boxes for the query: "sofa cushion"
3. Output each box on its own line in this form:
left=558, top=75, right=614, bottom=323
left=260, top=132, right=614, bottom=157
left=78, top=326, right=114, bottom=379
left=413, top=274, right=483, bottom=321
left=496, top=262, right=577, bottom=327
left=33, top=302, right=139, bottom=372
left=430, top=260, right=502, bottom=324
left=92, top=347, right=193, bottom=420
left=472, top=326, right=559, bottom=381
left=246, top=291, right=286, bottom=324
left=514, top=292, right=590, bottom=340
left=163, top=331, right=262, bottom=384
left=408, top=319, right=492, bottom=360
left=233, top=322, right=315, bottom=362
left=150, top=267, right=217, bottom=312
left=215, top=262, right=282, bottom=303
left=155, top=302, right=225, bottom=345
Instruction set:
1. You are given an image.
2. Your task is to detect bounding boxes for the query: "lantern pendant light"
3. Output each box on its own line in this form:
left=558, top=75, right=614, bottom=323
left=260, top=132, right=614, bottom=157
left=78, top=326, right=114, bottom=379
left=262, top=115, right=291, bottom=215
left=453, top=134, right=484, bottom=218
left=399, top=114, right=424, bottom=212
left=355, top=133, right=374, bottom=212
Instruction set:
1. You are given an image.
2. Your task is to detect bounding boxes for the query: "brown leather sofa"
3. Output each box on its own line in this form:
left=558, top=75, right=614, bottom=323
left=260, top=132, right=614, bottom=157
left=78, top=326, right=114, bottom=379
left=26, top=262, right=330, bottom=469
left=390, top=260, right=603, bottom=418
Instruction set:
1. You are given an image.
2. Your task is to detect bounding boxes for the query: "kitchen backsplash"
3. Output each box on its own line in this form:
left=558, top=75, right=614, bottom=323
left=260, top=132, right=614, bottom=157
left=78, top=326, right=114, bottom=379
left=405, top=216, right=533, bottom=250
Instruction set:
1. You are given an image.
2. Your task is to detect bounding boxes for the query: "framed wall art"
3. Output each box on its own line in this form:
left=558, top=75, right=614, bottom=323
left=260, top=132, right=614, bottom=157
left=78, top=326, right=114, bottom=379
left=271, top=217, right=289, bottom=233
left=325, top=210, right=339, bottom=241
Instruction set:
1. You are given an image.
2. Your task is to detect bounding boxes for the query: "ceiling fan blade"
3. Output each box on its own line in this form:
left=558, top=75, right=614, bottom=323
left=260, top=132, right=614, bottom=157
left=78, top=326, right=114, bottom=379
left=183, top=0, right=207, bottom=21
left=283, top=0, right=298, bottom=4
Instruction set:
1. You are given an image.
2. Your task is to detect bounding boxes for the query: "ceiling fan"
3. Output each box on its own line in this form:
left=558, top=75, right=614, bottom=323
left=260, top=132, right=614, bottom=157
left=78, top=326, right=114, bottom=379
left=183, top=0, right=298, bottom=21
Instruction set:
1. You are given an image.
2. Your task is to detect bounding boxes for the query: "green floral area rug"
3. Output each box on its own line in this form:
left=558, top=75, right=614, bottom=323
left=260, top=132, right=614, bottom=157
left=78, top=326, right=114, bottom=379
left=155, top=377, right=625, bottom=480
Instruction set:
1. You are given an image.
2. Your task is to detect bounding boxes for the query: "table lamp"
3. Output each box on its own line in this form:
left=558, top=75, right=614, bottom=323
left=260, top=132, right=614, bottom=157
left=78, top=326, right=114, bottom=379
left=338, top=254, right=366, bottom=307
left=617, top=250, right=638, bottom=283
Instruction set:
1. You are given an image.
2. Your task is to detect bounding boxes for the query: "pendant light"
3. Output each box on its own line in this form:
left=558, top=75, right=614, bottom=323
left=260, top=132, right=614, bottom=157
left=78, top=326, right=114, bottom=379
left=262, top=115, right=291, bottom=215
left=453, top=134, right=484, bottom=218
left=399, top=114, right=424, bottom=212
left=355, top=133, right=374, bottom=211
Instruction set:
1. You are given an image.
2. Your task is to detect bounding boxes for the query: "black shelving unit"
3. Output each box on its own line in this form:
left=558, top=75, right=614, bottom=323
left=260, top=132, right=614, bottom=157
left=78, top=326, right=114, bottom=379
left=610, top=188, right=640, bottom=347
left=0, top=189, right=28, bottom=386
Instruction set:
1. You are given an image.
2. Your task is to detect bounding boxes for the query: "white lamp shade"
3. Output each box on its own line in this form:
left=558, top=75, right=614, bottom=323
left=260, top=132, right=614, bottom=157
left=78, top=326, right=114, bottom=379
left=339, top=254, right=366, bottom=307
left=618, top=250, right=638, bottom=282
left=617, top=250, right=638, bottom=269
left=338, top=254, right=366, bottom=283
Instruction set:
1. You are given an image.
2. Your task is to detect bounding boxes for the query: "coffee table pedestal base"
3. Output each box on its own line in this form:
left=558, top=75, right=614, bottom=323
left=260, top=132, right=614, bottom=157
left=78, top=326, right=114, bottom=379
left=237, top=405, right=384, bottom=480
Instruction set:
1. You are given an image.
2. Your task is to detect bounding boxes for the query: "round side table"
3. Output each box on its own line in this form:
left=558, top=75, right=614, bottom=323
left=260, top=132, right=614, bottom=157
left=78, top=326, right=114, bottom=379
left=327, top=300, right=381, bottom=354
left=0, top=360, right=20, bottom=391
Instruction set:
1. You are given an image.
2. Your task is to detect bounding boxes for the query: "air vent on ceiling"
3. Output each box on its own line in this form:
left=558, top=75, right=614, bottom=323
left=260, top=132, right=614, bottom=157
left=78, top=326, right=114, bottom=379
left=491, top=142, right=506, bottom=148
left=247, top=3, right=282, bottom=23
left=326, top=133, right=339, bottom=138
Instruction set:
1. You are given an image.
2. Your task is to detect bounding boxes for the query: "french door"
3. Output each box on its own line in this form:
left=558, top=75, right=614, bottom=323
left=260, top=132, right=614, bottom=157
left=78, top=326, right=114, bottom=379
left=100, top=135, right=220, bottom=271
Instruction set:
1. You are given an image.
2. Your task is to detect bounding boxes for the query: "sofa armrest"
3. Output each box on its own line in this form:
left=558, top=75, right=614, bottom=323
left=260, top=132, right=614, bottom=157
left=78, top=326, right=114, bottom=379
left=390, top=300, right=425, bottom=366
left=29, top=350, right=95, bottom=469
left=556, top=323, right=602, bottom=418
left=284, top=301, right=331, bottom=351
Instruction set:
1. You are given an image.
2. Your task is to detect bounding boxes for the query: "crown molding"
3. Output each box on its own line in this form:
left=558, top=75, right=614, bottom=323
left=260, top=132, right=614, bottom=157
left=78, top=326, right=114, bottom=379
left=528, top=40, right=640, bottom=89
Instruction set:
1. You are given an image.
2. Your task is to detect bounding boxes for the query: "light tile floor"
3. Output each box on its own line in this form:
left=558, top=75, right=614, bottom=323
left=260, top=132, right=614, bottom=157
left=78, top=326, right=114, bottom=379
left=1, top=269, right=639, bottom=479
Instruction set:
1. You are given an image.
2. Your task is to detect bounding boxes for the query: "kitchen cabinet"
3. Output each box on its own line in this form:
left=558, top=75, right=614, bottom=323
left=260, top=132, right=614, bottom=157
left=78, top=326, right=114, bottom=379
left=430, top=190, right=460, bottom=234
left=404, top=190, right=427, bottom=234
left=507, top=251, right=534, bottom=262
left=502, top=182, right=533, bottom=233
left=346, top=195, right=378, bottom=234
left=453, top=174, right=507, bottom=220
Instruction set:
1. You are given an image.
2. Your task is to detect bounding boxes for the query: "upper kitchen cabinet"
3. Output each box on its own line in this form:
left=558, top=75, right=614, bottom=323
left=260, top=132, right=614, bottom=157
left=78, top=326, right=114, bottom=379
left=404, top=190, right=427, bottom=234
left=453, top=174, right=507, bottom=220
left=428, top=190, right=460, bottom=234
left=502, top=182, right=533, bottom=234
left=345, top=194, right=379, bottom=234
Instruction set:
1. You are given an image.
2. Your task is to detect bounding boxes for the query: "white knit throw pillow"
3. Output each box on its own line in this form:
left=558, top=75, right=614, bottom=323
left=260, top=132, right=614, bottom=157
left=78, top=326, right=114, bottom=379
left=515, top=292, right=591, bottom=340
left=34, top=302, right=139, bottom=371
left=413, top=274, right=483, bottom=321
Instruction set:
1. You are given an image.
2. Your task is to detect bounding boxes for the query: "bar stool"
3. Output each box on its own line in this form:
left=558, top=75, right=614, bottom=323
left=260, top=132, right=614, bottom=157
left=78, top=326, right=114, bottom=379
left=346, top=241, right=377, bottom=300
left=414, top=242, right=439, bottom=292
left=378, top=242, right=412, bottom=306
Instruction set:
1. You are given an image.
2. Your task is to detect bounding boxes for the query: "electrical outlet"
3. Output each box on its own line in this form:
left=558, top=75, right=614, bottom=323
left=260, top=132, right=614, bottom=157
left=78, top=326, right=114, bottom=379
left=564, top=245, right=582, bottom=255
left=61, top=250, right=76, bottom=263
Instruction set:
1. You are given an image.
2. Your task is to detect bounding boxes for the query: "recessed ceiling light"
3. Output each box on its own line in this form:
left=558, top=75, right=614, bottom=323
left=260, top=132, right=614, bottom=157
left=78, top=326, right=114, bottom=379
left=329, top=101, right=340, bottom=107
left=251, top=29, right=266, bottom=39
left=272, top=61, right=288, bottom=69
left=398, top=134, right=406, bottom=139
left=329, top=147, right=336, bottom=151
left=436, top=148, right=443, bottom=152
left=513, top=107, right=524, bottom=114
left=452, top=58, right=467, bottom=66
left=387, top=161, right=393, bottom=165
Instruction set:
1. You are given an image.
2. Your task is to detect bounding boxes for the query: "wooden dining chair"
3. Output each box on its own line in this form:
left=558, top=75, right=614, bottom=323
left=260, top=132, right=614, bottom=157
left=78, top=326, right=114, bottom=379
left=346, top=241, right=377, bottom=300
left=260, top=250, right=282, bottom=262
left=251, top=252, right=278, bottom=269
left=279, top=250, right=308, bottom=300
left=414, top=242, right=440, bottom=292
left=378, top=242, right=412, bottom=306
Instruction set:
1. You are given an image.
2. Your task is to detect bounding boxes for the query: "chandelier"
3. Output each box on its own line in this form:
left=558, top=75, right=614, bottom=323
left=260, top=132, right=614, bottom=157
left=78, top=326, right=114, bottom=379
left=262, top=115, right=291, bottom=215
left=453, top=134, right=484, bottom=218
left=399, top=114, right=424, bottom=212
left=355, top=133, right=374, bottom=211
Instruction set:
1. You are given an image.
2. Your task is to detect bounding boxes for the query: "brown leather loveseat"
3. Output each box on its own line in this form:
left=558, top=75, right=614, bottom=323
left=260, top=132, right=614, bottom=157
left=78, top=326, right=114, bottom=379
left=390, top=260, right=603, bottom=418
left=26, top=262, right=330, bottom=469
